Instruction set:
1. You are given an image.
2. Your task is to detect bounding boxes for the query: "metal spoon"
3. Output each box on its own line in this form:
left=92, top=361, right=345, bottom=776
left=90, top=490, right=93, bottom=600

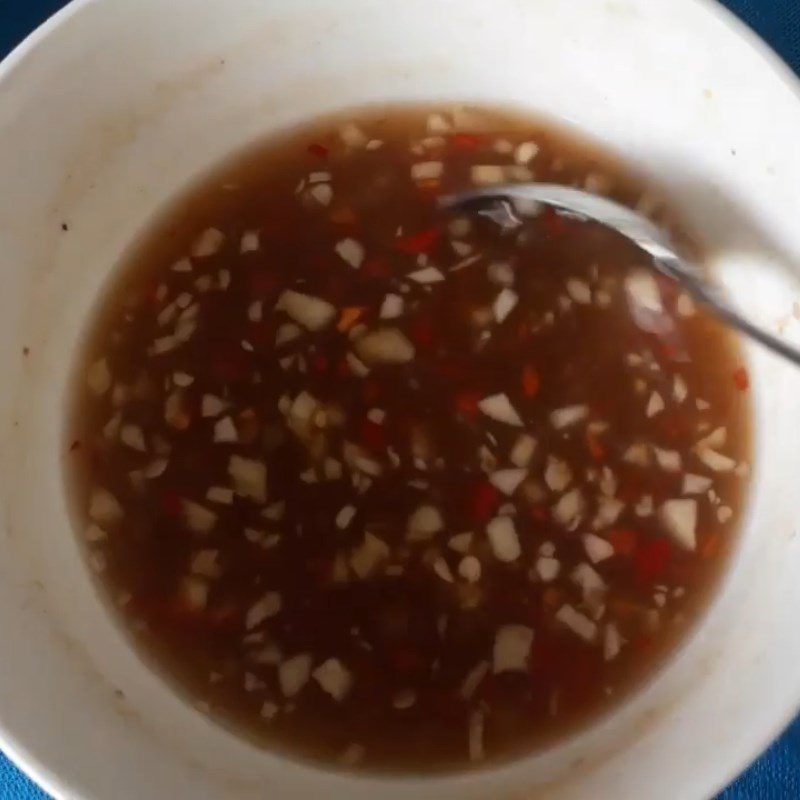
left=440, top=183, right=800, bottom=367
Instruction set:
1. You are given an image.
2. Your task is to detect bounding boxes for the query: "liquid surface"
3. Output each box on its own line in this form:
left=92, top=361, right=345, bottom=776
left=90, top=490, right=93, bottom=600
left=67, top=107, right=751, bottom=772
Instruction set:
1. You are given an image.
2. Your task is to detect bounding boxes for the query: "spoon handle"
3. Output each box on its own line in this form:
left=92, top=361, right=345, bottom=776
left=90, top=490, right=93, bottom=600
left=441, top=185, right=800, bottom=369
left=661, top=253, right=800, bottom=368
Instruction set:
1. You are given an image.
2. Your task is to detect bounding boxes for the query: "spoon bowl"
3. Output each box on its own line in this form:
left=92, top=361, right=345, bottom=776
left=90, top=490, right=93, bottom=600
left=441, top=183, right=800, bottom=367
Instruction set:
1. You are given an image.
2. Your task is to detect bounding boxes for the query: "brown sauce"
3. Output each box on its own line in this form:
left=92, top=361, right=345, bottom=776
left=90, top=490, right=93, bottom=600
left=66, top=106, right=751, bottom=772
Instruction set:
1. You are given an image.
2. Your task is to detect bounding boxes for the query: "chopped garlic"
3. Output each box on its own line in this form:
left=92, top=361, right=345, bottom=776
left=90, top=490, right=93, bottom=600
left=515, top=141, right=539, bottom=165
left=696, top=448, right=736, bottom=473
left=183, top=500, right=217, bottom=534
left=213, top=416, right=238, bottom=443
left=354, top=328, right=415, bottom=364
left=277, top=289, right=336, bottom=331
left=469, top=710, right=485, bottom=762
left=335, top=237, right=365, bottom=269
left=190, top=549, right=221, bottom=579
left=379, top=293, right=404, bottom=319
left=312, top=658, right=353, bottom=702
left=246, top=591, right=282, bottom=629
left=478, top=393, right=523, bottom=426
left=471, top=165, right=505, bottom=185
left=604, top=622, right=623, bottom=661
left=556, top=604, right=597, bottom=642
left=552, top=488, right=584, bottom=528
left=536, top=556, right=560, bottom=582
left=408, top=266, right=445, bottom=284
left=683, top=473, right=712, bottom=495
left=192, top=227, right=225, bottom=258
left=487, top=516, right=521, bottom=562
left=89, top=488, right=122, bottom=525
left=411, top=161, right=443, bottom=181
left=206, top=486, right=234, bottom=505
left=493, top=624, right=534, bottom=673
left=407, top=504, right=444, bottom=541
left=448, top=532, right=473, bottom=554
left=336, top=504, right=357, bottom=530
left=510, top=433, right=537, bottom=468
left=655, top=447, right=681, bottom=472
left=279, top=654, right=312, bottom=697
left=544, top=456, right=572, bottom=492
left=583, top=533, right=614, bottom=563
left=646, top=391, right=665, bottom=418
left=350, top=533, right=390, bottom=578
left=550, top=405, right=588, bottom=429
left=309, top=183, right=333, bottom=206
left=433, top=558, right=454, bottom=583
left=240, top=230, right=260, bottom=253
left=228, top=456, right=267, bottom=503
left=623, top=442, right=650, bottom=466
left=566, top=278, right=592, bottom=305
left=493, top=288, right=518, bottom=323
left=489, top=468, right=527, bottom=496
left=593, top=495, right=624, bottom=529
left=120, top=424, right=146, bottom=452
left=458, top=556, right=482, bottom=583
left=660, top=499, right=697, bottom=551
left=87, top=359, right=112, bottom=395
left=201, top=394, right=227, bottom=418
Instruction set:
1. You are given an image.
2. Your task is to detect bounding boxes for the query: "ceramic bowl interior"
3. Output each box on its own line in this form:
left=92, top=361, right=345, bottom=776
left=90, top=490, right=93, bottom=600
left=1, top=1, right=800, bottom=798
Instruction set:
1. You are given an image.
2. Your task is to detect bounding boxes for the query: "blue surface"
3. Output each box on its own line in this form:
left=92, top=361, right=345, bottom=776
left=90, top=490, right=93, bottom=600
left=0, top=0, right=798, bottom=797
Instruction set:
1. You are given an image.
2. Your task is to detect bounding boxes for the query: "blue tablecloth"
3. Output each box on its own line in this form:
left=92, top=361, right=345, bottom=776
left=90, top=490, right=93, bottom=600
left=0, top=1, right=798, bottom=797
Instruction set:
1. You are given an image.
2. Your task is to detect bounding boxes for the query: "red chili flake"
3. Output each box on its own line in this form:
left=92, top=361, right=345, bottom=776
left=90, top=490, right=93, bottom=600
left=450, top=132, right=482, bottom=151
left=410, top=315, right=435, bottom=348
left=634, top=538, right=672, bottom=585
left=362, top=419, right=387, bottom=451
left=529, top=638, right=558, bottom=680
left=206, top=605, right=239, bottom=631
left=540, top=207, right=568, bottom=237
left=531, top=505, right=549, bottom=523
left=363, top=379, right=381, bottom=405
left=733, top=366, right=749, bottom=391
left=248, top=268, right=282, bottom=299
left=307, top=558, right=334, bottom=587
left=395, top=227, right=441, bottom=255
left=337, top=357, right=352, bottom=378
left=210, top=343, right=252, bottom=383
left=337, top=306, right=366, bottom=332
left=586, top=430, right=607, bottom=461
left=702, top=532, right=722, bottom=560
left=307, top=142, right=329, bottom=158
left=632, top=635, right=654, bottom=655
left=438, top=359, right=472, bottom=383
left=454, top=390, right=481, bottom=418
left=660, top=341, right=682, bottom=362
left=472, top=481, right=499, bottom=523
left=390, top=647, right=425, bottom=674
left=363, top=256, right=392, bottom=279
left=430, top=691, right=464, bottom=722
left=658, top=414, right=683, bottom=441
left=145, top=282, right=163, bottom=307
left=161, top=491, right=183, bottom=518
left=617, top=475, right=648, bottom=503
left=608, top=527, right=638, bottom=557
left=312, top=353, right=329, bottom=374
left=521, top=364, right=541, bottom=397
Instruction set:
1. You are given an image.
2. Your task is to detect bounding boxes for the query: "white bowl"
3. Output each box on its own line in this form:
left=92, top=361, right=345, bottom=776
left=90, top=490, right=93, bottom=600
left=2, top=0, right=800, bottom=797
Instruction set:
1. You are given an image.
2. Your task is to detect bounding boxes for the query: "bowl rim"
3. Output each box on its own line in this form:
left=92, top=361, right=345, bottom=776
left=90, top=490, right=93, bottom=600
left=1, top=0, right=800, bottom=798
